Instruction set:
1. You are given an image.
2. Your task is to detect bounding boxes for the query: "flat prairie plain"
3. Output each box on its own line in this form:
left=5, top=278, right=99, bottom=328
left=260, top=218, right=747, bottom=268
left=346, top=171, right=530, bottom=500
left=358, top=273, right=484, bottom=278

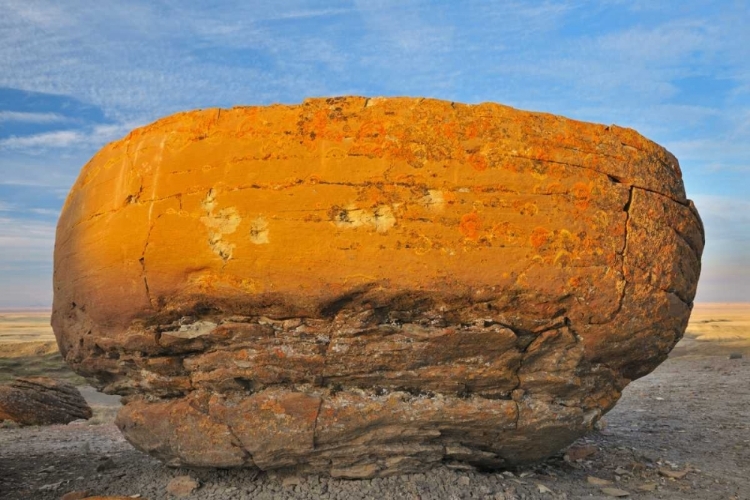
left=672, top=303, right=750, bottom=357
left=0, top=310, right=76, bottom=383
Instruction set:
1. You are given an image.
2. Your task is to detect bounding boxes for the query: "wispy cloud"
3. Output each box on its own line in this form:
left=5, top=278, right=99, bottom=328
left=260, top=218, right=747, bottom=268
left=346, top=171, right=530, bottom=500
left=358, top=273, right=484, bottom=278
left=0, top=216, right=55, bottom=261
left=0, top=130, right=80, bottom=149
left=691, top=195, right=750, bottom=240
left=0, top=216, right=55, bottom=308
left=0, top=111, right=67, bottom=123
left=268, top=7, right=352, bottom=20
left=0, top=122, right=138, bottom=152
left=0, top=0, right=748, bottom=304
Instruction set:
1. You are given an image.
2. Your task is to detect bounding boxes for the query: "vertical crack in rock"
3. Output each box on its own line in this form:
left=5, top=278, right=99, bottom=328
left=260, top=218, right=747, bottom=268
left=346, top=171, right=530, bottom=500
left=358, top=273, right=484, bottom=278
left=222, top=418, right=255, bottom=467
left=190, top=396, right=256, bottom=468
left=139, top=220, right=156, bottom=308
left=311, top=396, right=324, bottom=448
left=589, top=185, right=633, bottom=325
left=614, top=186, right=634, bottom=320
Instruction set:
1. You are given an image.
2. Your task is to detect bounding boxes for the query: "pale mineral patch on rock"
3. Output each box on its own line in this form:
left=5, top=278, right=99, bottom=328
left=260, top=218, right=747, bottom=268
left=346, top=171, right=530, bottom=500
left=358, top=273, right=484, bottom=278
left=52, top=96, right=703, bottom=477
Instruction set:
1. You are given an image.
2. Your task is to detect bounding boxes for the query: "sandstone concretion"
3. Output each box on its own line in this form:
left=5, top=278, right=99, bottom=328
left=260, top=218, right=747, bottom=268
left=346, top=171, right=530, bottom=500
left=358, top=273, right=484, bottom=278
left=0, top=377, right=92, bottom=426
left=52, top=97, right=704, bottom=477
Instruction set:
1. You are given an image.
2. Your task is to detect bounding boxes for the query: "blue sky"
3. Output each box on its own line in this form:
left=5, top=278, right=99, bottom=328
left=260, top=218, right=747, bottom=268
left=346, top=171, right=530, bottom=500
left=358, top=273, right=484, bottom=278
left=0, top=0, right=748, bottom=308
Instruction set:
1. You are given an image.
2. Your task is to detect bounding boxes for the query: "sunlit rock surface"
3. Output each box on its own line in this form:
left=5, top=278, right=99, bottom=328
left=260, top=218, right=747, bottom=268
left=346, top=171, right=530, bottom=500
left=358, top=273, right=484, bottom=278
left=52, top=97, right=703, bottom=476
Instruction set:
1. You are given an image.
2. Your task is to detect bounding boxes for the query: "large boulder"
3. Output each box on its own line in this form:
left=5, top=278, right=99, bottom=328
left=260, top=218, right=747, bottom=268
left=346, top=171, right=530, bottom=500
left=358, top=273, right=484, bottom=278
left=52, top=97, right=703, bottom=476
left=0, top=377, right=92, bottom=425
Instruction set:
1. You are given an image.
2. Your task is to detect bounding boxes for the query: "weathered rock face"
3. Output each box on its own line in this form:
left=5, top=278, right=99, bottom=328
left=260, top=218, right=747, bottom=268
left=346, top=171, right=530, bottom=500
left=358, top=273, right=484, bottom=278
left=52, top=97, right=703, bottom=476
left=0, top=377, right=92, bottom=426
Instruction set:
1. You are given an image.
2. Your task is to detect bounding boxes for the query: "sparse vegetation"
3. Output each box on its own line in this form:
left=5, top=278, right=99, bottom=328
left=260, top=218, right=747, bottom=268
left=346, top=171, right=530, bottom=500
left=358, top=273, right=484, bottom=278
left=0, top=351, right=86, bottom=385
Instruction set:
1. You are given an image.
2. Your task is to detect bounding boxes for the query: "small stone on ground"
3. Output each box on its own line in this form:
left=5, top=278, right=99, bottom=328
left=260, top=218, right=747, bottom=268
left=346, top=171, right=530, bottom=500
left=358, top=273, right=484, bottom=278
left=166, top=476, right=199, bottom=497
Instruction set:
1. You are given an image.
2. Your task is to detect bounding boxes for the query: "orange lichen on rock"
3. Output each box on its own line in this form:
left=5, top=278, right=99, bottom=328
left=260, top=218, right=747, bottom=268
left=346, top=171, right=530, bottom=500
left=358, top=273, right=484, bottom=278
left=52, top=96, right=703, bottom=477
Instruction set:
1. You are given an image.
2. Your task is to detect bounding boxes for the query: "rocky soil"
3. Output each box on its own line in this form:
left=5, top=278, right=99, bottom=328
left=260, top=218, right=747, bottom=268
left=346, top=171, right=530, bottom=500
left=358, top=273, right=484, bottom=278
left=1, top=354, right=747, bottom=500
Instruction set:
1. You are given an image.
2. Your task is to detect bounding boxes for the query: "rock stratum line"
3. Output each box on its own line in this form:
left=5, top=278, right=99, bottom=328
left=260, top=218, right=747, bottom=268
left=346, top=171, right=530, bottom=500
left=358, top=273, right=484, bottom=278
left=52, top=96, right=703, bottom=477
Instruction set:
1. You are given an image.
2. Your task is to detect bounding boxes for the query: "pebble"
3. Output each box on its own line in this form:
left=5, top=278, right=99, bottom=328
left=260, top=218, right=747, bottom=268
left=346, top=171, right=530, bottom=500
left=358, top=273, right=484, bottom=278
left=601, top=487, right=630, bottom=497
left=282, top=476, right=304, bottom=488
left=166, top=475, right=200, bottom=497
left=537, top=484, right=553, bottom=494
left=587, top=476, right=611, bottom=486
left=638, top=482, right=658, bottom=492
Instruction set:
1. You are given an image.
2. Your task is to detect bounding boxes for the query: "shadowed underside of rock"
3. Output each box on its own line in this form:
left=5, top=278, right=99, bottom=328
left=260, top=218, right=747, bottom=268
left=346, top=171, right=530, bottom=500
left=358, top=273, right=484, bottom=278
left=0, top=377, right=92, bottom=426
left=51, top=96, right=703, bottom=477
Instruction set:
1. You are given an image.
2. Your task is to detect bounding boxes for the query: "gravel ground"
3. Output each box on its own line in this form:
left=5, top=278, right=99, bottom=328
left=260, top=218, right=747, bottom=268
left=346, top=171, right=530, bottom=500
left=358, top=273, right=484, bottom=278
left=1, top=354, right=748, bottom=500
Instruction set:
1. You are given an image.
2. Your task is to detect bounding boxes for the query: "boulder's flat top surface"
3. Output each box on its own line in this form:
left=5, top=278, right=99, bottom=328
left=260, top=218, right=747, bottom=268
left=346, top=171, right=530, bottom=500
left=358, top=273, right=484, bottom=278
left=53, top=96, right=697, bottom=328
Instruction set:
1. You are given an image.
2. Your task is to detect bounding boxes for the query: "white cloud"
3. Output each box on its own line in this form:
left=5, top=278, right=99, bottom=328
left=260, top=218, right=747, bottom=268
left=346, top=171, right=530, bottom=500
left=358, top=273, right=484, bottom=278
left=29, top=208, right=59, bottom=217
left=595, top=19, right=718, bottom=63
left=0, top=130, right=81, bottom=149
left=269, top=7, right=353, bottom=20
left=2, top=0, right=72, bottom=28
left=667, top=137, right=750, bottom=171
left=0, top=111, right=67, bottom=123
left=0, top=216, right=55, bottom=262
left=0, top=122, right=139, bottom=152
left=691, top=195, right=750, bottom=238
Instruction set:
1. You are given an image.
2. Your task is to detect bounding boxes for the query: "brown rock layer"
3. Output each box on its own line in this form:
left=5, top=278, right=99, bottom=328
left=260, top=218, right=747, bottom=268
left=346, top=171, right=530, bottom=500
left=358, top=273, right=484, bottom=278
left=52, top=97, right=703, bottom=476
left=0, top=377, right=92, bottom=426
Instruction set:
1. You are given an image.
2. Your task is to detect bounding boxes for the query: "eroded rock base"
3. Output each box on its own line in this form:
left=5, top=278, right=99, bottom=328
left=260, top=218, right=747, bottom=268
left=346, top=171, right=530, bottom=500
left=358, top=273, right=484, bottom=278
left=116, top=387, right=599, bottom=477
left=110, top=312, right=622, bottom=477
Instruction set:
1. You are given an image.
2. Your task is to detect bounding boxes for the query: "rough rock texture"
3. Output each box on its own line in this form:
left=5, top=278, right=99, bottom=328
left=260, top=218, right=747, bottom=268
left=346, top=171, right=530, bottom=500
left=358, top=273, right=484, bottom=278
left=52, top=97, right=703, bottom=477
left=0, top=377, right=92, bottom=426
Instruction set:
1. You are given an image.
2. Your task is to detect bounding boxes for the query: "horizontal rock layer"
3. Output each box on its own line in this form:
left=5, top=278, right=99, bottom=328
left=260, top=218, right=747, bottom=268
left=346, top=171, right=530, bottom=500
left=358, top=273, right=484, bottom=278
left=52, top=96, right=703, bottom=476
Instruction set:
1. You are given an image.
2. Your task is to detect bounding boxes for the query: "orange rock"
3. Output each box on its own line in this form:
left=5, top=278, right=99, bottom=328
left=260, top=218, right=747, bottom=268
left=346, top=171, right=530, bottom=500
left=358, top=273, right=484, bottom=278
left=52, top=97, right=703, bottom=476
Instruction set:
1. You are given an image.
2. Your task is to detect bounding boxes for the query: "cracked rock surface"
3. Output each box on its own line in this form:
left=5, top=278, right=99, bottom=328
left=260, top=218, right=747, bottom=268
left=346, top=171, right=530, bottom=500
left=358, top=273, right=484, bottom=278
left=51, top=96, right=704, bottom=477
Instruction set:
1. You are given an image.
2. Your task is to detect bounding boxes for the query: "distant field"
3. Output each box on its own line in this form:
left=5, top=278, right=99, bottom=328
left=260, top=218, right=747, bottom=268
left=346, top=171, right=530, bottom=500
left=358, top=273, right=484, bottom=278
left=0, top=304, right=746, bottom=383
left=673, top=302, right=750, bottom=357
left=0, top=310, right=55, bottom=344
left=0, top=311, right=83, bottom=384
